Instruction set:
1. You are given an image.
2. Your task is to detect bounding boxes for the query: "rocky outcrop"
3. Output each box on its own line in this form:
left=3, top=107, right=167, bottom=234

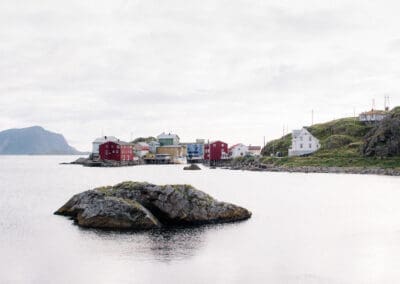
left=183, top=164, right=201, bottom=170
left=65, top=157, right=140, bottom=167
left=55, top=182, right=252, bottom=230
left=363, top=109, right=400, bottom=157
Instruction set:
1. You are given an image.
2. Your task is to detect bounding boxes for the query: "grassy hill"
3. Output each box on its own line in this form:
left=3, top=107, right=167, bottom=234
left=260, top=111, right=400, bottom=168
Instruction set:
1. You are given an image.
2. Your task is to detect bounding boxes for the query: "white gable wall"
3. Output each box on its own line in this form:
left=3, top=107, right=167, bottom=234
left=92, top=136, right=119, bottom=154
left=230, top=144, right=249, bottom=158
left=288, top=128, right=320, bottom=157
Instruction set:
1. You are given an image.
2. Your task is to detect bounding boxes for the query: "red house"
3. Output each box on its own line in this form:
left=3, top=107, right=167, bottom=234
left=99, top=141, right=134, bottom=161
left=204, top=141, right=229, bottom=161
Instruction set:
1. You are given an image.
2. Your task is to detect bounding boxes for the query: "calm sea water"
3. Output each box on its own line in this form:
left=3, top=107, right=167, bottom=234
left=1, top=156, right=400, bottom=283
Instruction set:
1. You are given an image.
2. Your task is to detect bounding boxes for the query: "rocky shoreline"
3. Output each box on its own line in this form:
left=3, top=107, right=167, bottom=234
left=62, top=157, right=140, bottom=167
left=55, top=181, right=251, bottom=230
left=225, top=163, right=400, bottom=176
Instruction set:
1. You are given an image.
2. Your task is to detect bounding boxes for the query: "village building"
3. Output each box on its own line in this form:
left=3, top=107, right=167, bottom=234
left=229, top=143, right=249, bottom=158
left=204, top=141, right=229, bottom=161
left=148, top=141, right=160, bottom=153
left=288, top=128, right=320, bottom=157
left=157, top=133, right=180, bottom=146
left=359, top=109, right=389, bottom=123
left=248, top=146, right=262, bottom=156
left=183, top=142, right=204, bottom=162
left=156, top=145, right=187, bottom=164
left=99, top=141, right=134, bottom=161
left=134, top=142, right=150, bottom=158
left=92, top=136, right=118, bottom=156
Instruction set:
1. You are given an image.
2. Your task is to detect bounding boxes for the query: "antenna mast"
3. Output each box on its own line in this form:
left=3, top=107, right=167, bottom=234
left=311, top=109, right=314, bottom=125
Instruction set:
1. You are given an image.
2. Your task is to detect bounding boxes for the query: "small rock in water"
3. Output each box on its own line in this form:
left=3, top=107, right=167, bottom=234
left=183, top=164, right=201, bottom=170
left=55, top=181, right=252, bottom=230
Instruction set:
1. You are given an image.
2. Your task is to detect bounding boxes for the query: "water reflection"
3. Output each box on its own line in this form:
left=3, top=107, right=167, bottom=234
left=147, top=226, right=207, bottom=261
left=76, top=225, right=212, bottom=261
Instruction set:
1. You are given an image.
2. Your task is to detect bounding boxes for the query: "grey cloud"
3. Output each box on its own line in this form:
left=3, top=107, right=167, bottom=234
left=0, top=0, right=399, bottom=150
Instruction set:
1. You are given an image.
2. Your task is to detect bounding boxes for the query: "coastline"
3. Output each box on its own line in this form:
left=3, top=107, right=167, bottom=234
left=224, top=163, right=400, bottom=176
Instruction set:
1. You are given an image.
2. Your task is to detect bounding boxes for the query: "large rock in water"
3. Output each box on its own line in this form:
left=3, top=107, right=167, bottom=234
left=363, top=108, right=400, bottom=157
left=55, top=182, right=252, bottom=230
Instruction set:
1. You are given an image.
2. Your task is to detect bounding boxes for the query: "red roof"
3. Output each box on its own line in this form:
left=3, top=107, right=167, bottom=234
left=248, top=146, right=261, bottom=151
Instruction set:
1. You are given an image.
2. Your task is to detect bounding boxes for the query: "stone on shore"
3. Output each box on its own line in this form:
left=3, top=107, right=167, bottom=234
left=55, top=181, right=251, bottom=230
left=183, top=164, right=201, bottom=170
left=363, top=107, right=400, bottom=157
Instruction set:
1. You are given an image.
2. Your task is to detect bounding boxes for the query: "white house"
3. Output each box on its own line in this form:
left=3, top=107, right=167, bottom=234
left=288, top=128, right=320, bottom=157
left=229, top=143, right=249, bottom=158
left=92, top=136, right=119, bottom=155
left=148, top=141, right=160, bottom=153
left=134, top=142, right=150, bottom=158
left=359, top=109, right=388, bottom=123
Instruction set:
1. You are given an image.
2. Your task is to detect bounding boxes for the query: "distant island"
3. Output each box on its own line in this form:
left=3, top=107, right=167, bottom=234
left=0, top=126, right=86, bottom=155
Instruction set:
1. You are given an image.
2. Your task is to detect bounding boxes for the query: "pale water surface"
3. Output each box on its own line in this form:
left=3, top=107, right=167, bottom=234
left=1, top=156, right=400, bottom=283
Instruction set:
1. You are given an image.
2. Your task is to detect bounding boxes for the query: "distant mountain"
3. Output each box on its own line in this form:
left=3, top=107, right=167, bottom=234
left=0, top=126, right=85, bottom=155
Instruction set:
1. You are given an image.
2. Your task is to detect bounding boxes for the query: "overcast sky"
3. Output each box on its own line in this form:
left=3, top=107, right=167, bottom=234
left=1, top=0, right=399, bottom=151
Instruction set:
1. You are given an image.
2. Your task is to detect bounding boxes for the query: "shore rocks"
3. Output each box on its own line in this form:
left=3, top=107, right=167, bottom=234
left=363, top=109, right=400, bottom=157
left=55, top=181, right=252, bottom=230
left=183, top=164, right=201, bottom=170
left=226, top=163, right=400, bottom=176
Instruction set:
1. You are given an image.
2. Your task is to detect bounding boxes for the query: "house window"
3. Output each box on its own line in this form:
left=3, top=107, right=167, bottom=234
left=309, top=144, right=312, bottom=148
left=300, top=144, right=303, bottom=149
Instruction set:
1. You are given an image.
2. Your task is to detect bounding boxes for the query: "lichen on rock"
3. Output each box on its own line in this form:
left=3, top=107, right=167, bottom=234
left=55, top=182, right=252, bottom=230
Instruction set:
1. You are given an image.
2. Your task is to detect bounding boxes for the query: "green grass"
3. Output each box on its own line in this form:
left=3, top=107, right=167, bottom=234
left=260, top=149, right=400, bottom=169
left=260, top=113, right=400, bottom=169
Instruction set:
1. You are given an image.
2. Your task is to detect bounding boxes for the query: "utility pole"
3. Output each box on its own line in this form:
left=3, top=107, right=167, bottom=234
left=311, top=109, right=314, bottom=126
left=384, top=95, right=390, bottom=111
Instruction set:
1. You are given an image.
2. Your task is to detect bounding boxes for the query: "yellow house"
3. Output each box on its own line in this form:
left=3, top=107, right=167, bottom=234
left=156, top=145, right=186, bottom=158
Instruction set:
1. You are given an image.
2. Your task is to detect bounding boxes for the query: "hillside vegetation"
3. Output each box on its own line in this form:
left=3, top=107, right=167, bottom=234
left=261, top=108, right=400, bottom=168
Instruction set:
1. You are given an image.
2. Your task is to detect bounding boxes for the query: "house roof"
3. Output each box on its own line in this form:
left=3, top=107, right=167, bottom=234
left=228, top=143, right=246, bottom=151
left=101, top=140, right=131, bottom=146
left=157, top=132, right=180, bottom=139
left=136, top=142, right=149, bottom=147
left=93, top=136, right=118, bottom=143
left=360, top=109, right=388, bottom=116
left=248, top=146, right=261, bottom=151
left=208, top=140, right=228, bottom=146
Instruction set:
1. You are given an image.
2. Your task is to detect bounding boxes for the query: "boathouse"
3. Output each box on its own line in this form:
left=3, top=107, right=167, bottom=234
left=99, top=141, right=134, bottom=161
left=204, top=141, right=229, bottom=161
